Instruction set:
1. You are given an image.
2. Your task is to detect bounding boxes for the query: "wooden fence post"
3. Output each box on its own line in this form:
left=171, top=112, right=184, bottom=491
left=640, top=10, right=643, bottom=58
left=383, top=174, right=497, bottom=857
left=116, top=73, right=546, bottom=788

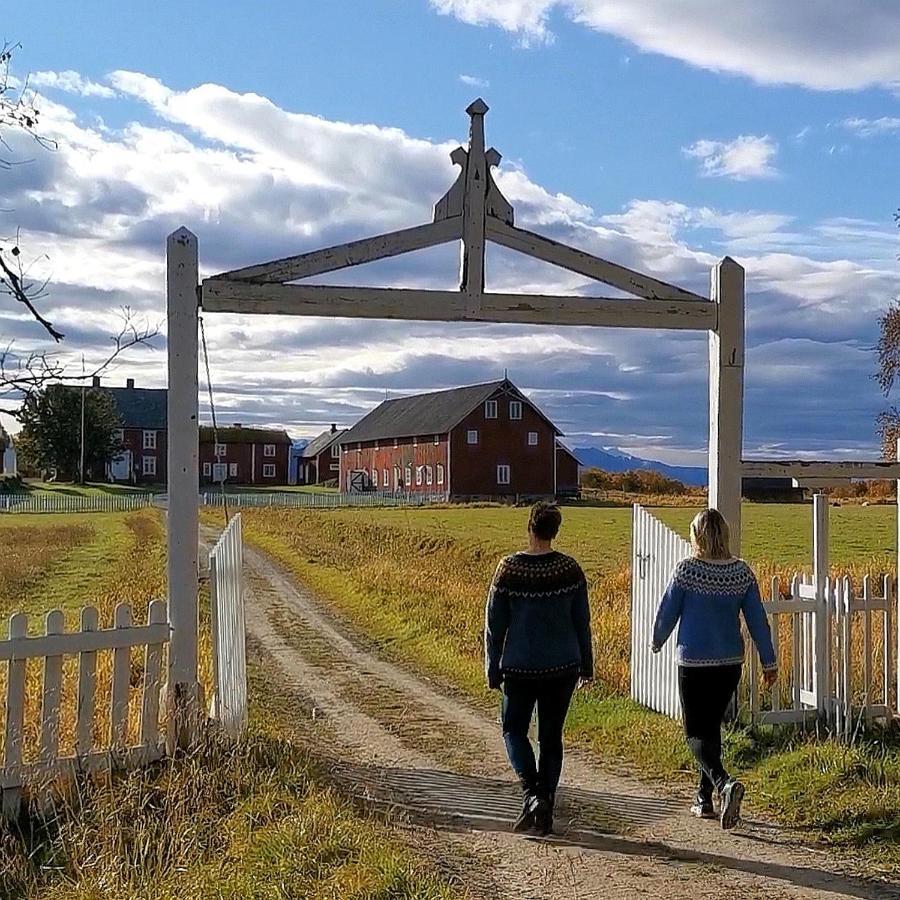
left=166, top=227, right=202, bottom=749
left=708, top=257, right=745, bottom=556
left=813, top=492, right=830, bottom=721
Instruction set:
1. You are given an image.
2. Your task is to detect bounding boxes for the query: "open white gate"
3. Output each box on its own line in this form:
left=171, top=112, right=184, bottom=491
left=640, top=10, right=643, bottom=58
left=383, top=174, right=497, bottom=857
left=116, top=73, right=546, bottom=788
left=630, top=505, right=690, bottom=719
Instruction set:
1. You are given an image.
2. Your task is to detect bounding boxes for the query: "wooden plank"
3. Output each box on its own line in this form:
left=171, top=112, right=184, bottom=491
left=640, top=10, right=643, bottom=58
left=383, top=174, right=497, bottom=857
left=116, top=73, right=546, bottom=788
left=110, top=604, right=132, bottom=747
left=39, top=610, right=65, bottom=764
left=213, top=218, right=462, bottom=284
left=884, top=576, right=894, bottom=716
left=743, top=460, right=900, bottom=480
left=758, top=708, right=818, bottom=726
left=140, top=600, right=166, bottom=748
left=486, top=218, right=707, bottom=303
left=201, top=281, right=718, bottom=330
left=76, top=607, right=99, bottom=756
left=461, top=100, right=487, bottom=314
left=863, top=576, right=873, bottom=722
left=4, top=613, right=27, bottom=767
left=708, top=258, right=745, bottom=556
left=208, top=554, right=221, bottom=720
left=0, top=621, right=171, bottom=661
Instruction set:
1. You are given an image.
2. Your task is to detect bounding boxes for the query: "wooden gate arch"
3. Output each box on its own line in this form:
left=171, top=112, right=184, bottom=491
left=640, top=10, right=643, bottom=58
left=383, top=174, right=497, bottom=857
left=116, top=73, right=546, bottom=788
left=164, top=99, right=745, bottom=740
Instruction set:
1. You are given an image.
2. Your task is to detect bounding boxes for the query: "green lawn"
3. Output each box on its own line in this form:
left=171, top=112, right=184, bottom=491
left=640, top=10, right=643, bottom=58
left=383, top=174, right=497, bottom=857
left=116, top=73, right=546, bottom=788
left=10, top=479, right=160, bottom=497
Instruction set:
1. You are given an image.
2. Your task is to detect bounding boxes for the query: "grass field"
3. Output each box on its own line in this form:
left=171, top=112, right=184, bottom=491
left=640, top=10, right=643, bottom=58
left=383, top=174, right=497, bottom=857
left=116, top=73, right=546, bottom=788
left=0, top=510, right=460, bottom=898
left=5, top=480, right=160, bottom=497
left=237, top=501, right=900, bottom=870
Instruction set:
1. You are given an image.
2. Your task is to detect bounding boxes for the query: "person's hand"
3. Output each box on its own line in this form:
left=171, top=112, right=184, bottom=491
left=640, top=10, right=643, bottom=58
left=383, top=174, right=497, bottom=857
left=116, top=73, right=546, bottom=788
left=763, top=668, right=778, bottom=688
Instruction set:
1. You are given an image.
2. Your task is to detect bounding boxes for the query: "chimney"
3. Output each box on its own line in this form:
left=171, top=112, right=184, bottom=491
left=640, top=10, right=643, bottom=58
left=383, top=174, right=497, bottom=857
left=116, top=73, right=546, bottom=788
left=330, top=423, right=337, bottom=433
left=92, top=376, right=101, bottom=388
left=126, top=378, right=135, bottom=389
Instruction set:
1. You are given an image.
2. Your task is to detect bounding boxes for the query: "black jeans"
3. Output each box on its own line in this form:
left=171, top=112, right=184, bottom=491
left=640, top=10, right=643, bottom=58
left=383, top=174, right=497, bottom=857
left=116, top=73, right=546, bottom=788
left=678, top=664, right=742, bottom=797
left=501, top=673, right=578, bottom=799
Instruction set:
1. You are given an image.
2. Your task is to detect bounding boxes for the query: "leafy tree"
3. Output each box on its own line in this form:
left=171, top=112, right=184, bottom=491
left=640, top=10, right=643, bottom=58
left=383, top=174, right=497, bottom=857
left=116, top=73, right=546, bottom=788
left=874, top=210, right=900, bottom=458
left=17, top=384, right=122, bottom=481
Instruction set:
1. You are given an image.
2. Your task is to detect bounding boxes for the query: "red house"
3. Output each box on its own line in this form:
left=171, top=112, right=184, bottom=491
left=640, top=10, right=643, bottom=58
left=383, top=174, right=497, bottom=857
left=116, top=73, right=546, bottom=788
left=199, top=425, right=291, bottom=485
left=555, top=443, right=582, bottom=498
left=338, top=379, right=566, bottom=500
left=100, top=377, right=167, bottom=485
left=298, top=425, right=346, bottom=485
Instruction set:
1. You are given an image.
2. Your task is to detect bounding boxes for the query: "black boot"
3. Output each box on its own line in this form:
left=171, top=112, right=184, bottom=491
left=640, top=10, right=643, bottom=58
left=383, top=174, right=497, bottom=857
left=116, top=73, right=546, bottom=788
left=532, top=792, right=554, bottom=837
left=513, top=792, right=539, bottom=833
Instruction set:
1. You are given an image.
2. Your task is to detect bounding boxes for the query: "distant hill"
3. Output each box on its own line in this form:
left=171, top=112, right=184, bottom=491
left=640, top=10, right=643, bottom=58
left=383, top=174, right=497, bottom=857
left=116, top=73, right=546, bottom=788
left=573, top=446, right=707, bottom=487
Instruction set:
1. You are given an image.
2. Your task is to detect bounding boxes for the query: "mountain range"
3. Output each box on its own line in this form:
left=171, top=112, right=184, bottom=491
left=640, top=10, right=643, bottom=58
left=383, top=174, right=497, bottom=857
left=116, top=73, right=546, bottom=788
left=572, top=446, right=707, bottom=487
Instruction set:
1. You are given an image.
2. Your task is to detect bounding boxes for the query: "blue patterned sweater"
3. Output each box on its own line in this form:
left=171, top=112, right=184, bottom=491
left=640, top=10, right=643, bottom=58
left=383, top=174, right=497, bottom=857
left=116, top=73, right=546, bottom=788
left=652, top=557, right=777, bottom=671
left=484, top=551, right=593, bottom=688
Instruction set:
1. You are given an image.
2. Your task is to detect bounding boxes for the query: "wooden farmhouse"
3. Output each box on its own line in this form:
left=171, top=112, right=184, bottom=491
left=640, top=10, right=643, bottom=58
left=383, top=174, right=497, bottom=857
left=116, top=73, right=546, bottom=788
left=100, top=377, right=168, bottom=485
left=199, top=425, right=291, bottom=486
left=338, top=378, right=573, bottom=500
left=298, top=425, right=346, bottom=485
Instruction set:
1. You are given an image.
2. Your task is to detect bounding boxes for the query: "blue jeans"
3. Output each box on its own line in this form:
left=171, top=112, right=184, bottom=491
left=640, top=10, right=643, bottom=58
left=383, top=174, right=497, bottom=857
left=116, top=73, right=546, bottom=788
left=501, top=673, right=578, bottom=798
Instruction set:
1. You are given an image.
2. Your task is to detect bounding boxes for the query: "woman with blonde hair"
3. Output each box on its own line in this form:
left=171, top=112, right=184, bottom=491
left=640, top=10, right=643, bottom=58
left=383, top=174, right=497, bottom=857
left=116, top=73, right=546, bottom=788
left=652, top=508, right=776, bottom=829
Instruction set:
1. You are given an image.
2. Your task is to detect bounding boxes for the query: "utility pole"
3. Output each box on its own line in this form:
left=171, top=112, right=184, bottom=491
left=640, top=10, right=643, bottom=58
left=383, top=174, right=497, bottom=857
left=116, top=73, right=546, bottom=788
left=79, top=355, right=86, bottom=484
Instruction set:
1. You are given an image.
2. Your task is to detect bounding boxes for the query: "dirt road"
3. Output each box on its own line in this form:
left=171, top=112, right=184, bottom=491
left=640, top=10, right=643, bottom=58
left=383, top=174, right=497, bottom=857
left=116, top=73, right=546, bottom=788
left=224, top=532, right=899, bottom=899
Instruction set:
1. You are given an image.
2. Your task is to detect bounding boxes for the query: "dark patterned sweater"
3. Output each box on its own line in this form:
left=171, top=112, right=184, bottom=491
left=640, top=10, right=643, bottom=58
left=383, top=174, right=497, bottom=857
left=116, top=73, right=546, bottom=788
left=484, top=551, right=593, bottom=688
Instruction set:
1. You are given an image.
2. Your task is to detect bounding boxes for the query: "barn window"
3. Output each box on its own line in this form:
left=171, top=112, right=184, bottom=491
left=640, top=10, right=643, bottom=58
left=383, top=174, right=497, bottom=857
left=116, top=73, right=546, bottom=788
left=416, top=466, right=423, bottom=486
left=142, top=430, right=157, bottom=450
left=142, top=456, right=157, bottom=477
left=331, top=444, right=340, bottom=458
left=263, top=444, right=276, bottom=457
left=215, top=443, right=227, bottom=457
left=528, top=432, right=538, bottom=446
left=263, top=464, right=276, bottom=478
left=437, top=464, right=444, bottom=485
left=372, top=468, right=379, bottom=488
left=229, top=463, right=238, bottom=477
left=497, top=464, right=511, bottom=485
left=433, top=435, right=440, bottom=445
left=509, top=401, right=522, bottom=420
left=485, top=400, right=498, bottom=419
left=467, top=429, right=478, bottom=445
left=405, top=465, right=412, bottom=486
left=426, top=465, right=433, bottom=485
left=383, top=468, right=389, bottom=487
left=203, top=462, right=212, bottom=477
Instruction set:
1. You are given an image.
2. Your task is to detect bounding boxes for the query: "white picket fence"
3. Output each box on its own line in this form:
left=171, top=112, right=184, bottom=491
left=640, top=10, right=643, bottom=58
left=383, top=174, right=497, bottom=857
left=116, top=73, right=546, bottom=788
left=202, top=490, right=447, bottom=510
left=0, top=492, right=156, bottom=514
left=630, top=504, right=689, bottom=719
left=631, top=500, right=899, bottom=738
left=0, top=600, right=170, bottom=815
left=208, top=515, right=247, bottom=739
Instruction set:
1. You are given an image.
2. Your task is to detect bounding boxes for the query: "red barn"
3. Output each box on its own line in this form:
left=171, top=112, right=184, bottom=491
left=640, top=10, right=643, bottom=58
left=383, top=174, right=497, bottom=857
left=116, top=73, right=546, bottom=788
left=199, top=425, right=291, bottom=486
left=555, top=442, right=582, bottom=498
left=298, top=425, right=346, bottom=485
left=338, top=379, right=566, bottom=500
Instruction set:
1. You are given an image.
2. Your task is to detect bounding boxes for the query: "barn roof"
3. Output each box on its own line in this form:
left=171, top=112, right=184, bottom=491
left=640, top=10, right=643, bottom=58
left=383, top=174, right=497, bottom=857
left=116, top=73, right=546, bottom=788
left=102, top=385, right=168, bottom=429
left=342, top=379, right=561, bottom=444
left=301, top=428, right=347, bottom=459
left=199, top=425, right=292, bottom=444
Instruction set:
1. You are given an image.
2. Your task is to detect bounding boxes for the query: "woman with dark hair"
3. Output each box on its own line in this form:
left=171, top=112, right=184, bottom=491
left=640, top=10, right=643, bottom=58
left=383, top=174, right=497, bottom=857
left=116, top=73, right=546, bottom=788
left=653, top=508, right=777, bottom=829
left=485, top=501, right=593, bottom=836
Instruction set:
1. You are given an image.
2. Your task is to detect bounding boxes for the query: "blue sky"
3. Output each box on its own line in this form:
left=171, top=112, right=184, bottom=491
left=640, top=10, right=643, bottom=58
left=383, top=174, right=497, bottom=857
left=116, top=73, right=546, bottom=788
left=3, top=1, right=899, bottom=464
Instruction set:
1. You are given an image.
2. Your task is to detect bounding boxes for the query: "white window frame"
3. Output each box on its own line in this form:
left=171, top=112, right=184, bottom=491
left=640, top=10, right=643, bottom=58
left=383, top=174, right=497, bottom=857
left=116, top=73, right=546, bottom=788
left=263, top=443, right=276, bottom=458
left=229, top=462, right=238, bottom=477
left=383, top=467, right=389, bottom=488
left=433, top=435, right=440, bottom=445
left=262, top=463, right=276, bottom=478
left=374, top=440, right=379, bottom=450
left=405, top=465, right=412, bottom=487
left=497, top=464, right=511, bottom=485
left=528, top=431, right=539, bottom=446
left=331, top=444, right=340, bottom=458
left=416, top=466, right=423, bottom=487
left=372, top=468, right=379, bottom=488
left=142, top=430, right=156, bottom=450
left=215, top=443, right=227, bottom=457
left=203, top=462, right=212, bottom=477
left=509, top=401, right=523, bottom=420
left=437, top=464, right=444, bottom=485
left=142, top=455, right=157, bottom=477
left=213, top=462, right=227, bottom=482
left=467, top=429, right=478, bottom=445
left=484, top=399, right=498, bottom=419
left=393, top=438, right=399, bottom=448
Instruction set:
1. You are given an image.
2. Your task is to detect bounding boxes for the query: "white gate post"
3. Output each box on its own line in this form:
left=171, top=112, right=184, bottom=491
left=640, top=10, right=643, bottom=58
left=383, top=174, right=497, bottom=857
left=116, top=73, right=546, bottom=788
left=166, top=227, right=201, bottom=748
left=813, top=492, right=830, bottom=719
left=708, top=257, right=745, bottom=556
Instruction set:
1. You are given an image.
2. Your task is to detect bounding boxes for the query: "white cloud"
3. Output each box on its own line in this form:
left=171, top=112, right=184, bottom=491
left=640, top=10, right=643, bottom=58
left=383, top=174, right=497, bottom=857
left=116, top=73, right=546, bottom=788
left=30, top=70, right=117, bottom=99
left=841, top=116, right=900, bottom=137
left=2, top=71, right=896, bottom=458
left=430, top=1, right=900, bottom=90
left=683, top=135, right=779, bottom=180
left=459, top=74, right=490, bottom=88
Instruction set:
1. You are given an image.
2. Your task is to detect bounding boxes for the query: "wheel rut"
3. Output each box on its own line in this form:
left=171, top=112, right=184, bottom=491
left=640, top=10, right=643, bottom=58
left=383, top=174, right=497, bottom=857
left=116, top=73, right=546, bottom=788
left=203, top=526, right=900, bottom=900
